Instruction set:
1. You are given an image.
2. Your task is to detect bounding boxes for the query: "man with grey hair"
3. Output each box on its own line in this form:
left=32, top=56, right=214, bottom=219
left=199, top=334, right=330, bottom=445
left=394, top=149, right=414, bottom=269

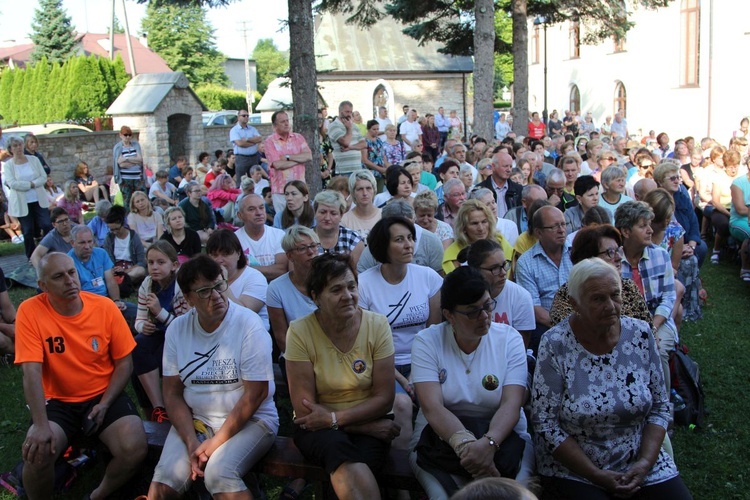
left=235, top=194, right=288, bottom=282
left=610, top=111, right=629, bottom=138
left=375, top=106, right=392, bottom=141
left=435, top=178, right=466, bottom=228
left=357, top=200, right=443, bottom=275
left=399, top=109, right=422, bottom=148
left=544, top=168, right=577, bottom=212
left=478, top=151, right=522, bottom=217
left=15, top=252, right=147, bottom=500
left=327, top=100, right=367, bottom=175
left=503, top=184, right=548, bottom=235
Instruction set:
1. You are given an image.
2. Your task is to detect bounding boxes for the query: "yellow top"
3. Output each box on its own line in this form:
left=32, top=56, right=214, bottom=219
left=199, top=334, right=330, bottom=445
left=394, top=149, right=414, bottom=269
left=442, top=233, right=514, bottom=274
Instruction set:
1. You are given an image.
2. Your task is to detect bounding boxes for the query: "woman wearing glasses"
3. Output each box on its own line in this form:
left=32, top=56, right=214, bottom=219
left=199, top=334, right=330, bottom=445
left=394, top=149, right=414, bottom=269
left=548, top=224, right=652, bottom=328
left=147, top=255, right=278, bottom=499
left=112, top=125, right=145, bottom=208
left=409, top=267, right=534, bottom=498
left=459, top=239, right=535, bottom=348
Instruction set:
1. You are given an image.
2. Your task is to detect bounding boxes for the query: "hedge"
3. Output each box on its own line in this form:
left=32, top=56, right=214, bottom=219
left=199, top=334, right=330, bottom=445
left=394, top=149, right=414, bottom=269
left=195, top=84, right=262, bottom=111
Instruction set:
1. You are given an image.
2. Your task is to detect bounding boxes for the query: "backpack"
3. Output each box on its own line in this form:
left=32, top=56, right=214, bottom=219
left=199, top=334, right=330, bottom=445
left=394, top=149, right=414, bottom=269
left=669, top=343, right=707, bottom=428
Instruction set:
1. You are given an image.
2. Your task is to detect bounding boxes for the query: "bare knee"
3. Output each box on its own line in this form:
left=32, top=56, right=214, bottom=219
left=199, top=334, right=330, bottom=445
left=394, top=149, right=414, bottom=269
left=393, top=393, right=413, bottom=418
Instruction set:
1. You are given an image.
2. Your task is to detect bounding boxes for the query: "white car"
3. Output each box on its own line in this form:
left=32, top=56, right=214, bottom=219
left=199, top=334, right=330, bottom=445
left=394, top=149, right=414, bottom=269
left=3, top=123, right=92, bottom=140
left=202, top=110, right=261, bottom=126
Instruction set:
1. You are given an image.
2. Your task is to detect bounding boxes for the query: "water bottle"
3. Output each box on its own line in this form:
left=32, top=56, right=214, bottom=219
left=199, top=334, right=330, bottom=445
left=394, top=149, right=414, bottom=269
left=671, top=389, right=686, bottom=412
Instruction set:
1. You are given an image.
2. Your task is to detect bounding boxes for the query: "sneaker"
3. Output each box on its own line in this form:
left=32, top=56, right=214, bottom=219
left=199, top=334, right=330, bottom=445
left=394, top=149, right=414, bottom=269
left=710, top=252, right=720, bottom=264
left=11, top=235, right=23, bottom=244
left=150, top=406, right=170, bottom=423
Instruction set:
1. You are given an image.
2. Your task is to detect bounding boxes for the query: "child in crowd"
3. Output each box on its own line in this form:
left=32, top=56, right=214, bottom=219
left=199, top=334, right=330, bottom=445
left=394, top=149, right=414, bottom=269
left=262, top=186, right=275, bottom=226
left=58, top=180, right=83, bottom=224
left=149, top=170, right=178, bottom=206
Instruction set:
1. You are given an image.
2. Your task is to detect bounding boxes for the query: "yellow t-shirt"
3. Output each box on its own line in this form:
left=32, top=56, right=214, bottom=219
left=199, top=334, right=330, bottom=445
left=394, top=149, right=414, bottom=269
left=285, top=309, right=394, bottom=411
left=442, top=233, right=514, bottom=274
left=514, top=232, right=538, bottom=257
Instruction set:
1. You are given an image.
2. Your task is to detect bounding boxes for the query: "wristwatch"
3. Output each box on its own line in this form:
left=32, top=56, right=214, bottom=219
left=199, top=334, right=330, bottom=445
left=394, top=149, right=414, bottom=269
left=285, top=154, right=290, bottom=161
left=331, top=412, right=339, bottom=430
left=483, top=434, right=501, bottom=449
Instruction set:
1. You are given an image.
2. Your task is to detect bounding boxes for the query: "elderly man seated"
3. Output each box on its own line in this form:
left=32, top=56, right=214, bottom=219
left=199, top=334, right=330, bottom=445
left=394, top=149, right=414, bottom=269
left=15, top=252, right=147, bottom=500
left=435, top=178, right=466, bottom=229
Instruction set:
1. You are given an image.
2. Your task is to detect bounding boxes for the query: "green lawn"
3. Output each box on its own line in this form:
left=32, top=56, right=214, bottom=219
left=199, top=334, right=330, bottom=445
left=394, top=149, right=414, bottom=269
left=0, top=243, right=747, bottom=499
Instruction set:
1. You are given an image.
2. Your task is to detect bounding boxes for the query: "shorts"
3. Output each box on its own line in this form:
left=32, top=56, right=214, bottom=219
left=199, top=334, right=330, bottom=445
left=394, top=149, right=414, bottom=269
left=730, top=218, right=750, bottom=242
left=395, top=364, right=411, bottom=395
left=44, top=392, right=139, bottom=443
left=294, top=423, right=391, bottom=475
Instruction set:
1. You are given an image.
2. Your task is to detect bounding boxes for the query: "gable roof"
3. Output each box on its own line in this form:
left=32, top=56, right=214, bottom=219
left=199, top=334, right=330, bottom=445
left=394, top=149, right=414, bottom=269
left=107, top=72, right=207, bottom=115
left=314, top=12, right=473, bottom=74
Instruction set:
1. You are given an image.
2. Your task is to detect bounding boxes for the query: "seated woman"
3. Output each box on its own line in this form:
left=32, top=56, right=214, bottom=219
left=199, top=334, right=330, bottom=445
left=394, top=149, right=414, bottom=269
left=179, top=181, right=217, bottom=244
left=30, top=207, right=74, bottom=272
left=207, top=173, right=241, bottom=222
left=103, top=205, right=147, bottom=287
left=563, top=175, right=603, bottom=235
left=206, top=229, right=269, bottom=331
left=313, top=190, right=365, bottom=267
left=414, top=190, right=454, bottom=250
left=460, top=239, right=535, bottom=347
left=87, top=200, right=113, bottom=246
left=598, top=165, right=633, bottom=216
left=358, top=217, right=443, bottom=451
left=549, top=224, right=652, bottom=329
left=75, top=161, right=109, bottom=203
left=273, top=180, right=315, bottom=230
left=160, top=206, right=202, bottom=264
left=409, top=267, right=534, bottom=499
left=133, top=241, right=189, bottom=423
left=58, top=180, right=83, bottom=224
left=286, top=253, right=397, bottom=500
left=374, top=166, right=415, bottom=207
left=730, top=163, right=750, bottom=281
left=128, top=190, right=165, bottom=246
left=442, top=199, right=513, bottom=274
left=709, top=150, right=740, bottom=263
left=147, top=255, right=278, bottom=499
left=469, top=187, right=520, bottom=247
left=340, top=170, right=382, bottom=240
left=532, top=258, right=692, bottom=499
left=43, top=175, right=64, bottom=209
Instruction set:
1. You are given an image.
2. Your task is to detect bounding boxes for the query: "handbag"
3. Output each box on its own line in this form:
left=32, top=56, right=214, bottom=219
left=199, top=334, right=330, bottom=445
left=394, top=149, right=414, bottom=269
left=415, top=415, right=525, bottom=496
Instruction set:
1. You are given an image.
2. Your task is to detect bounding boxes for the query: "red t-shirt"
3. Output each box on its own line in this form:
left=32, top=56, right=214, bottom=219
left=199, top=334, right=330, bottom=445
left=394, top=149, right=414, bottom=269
left=528, top=121, right=546, bottom=140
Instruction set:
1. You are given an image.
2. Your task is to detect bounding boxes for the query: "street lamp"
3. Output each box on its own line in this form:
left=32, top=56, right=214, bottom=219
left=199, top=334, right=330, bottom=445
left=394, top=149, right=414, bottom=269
left=533, top=16, right=548, bottom=127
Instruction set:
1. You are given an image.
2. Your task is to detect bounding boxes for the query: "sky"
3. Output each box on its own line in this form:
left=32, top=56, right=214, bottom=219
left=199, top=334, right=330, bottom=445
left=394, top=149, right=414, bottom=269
left=0, top=0, right=291, bottom=58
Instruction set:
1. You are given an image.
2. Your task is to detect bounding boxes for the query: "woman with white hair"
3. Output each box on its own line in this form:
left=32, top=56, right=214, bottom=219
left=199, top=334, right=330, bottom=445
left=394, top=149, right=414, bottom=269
left=314, top=190, right=365, bottom=267
left=341, top=169, right=382, bottom=240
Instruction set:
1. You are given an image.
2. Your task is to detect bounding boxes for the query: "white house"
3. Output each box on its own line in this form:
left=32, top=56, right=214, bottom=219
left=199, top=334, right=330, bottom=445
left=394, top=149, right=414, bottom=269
left=527, top=0, right=750, bottom=143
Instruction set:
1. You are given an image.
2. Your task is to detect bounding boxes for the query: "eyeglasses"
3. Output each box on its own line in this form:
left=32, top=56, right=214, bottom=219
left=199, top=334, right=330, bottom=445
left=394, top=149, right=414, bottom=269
left=123, top=133, right=132, bottom=137
left=480, top=261, right=511, bottom=276
left=293, top=243, right=322, bottom=254
left=547, top=187, right=564, bottom=194
left=192, top=280, right=228, bottom=299
left=602, top=157, right=616, bottom=161
left=540, top=222, right=567, bottom=231
left=639, top=163, right=654, bottom=169
left=446, top=192, right=466, bottom=199
left=53, top=218, right=71, bottom=225
left=239, top=114, right=249, bottom=117
left=667, top=175, right=681, bottom=182
left=452, top=299, right=497, bottom=320
left=598, top=246, right=622, bottom=259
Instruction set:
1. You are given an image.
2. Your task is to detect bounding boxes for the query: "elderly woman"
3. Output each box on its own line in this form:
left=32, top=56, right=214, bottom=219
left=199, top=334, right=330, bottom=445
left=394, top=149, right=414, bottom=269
left=532, top=258, right=691, bottom=499
left=409, top=267, right=534, bottom=499
left=414, top=191, right=454, bottom=250
left=404, top=152, right=430, bottom=194
left=179, top=181, right=216, bottom=243
left=384, top=124, right=408, bottom=166
left=313, top=190, right=365, bottom=266
left=340, top=170, right=382, bottom=240
left=442, top=199, right=513, bottom=274
left=654, top=161, right=707, bottom=266
left=147, top=255, right=278, bottom=499
left=3, top=136, right=52, bottom=258
left=273, top=180, right=315, bottom=230
left=599, top=165, right=633, bottom=216
left=549, top=224, right=652, bottom=329
left=127, top=190, right=164, bottom=245
left=730, top=160, right=750, bottom=281
left=113, top=125, right=145, bottom=208
left=160, top=206, right=202, bottom=264
left=206, top=229, right=269, bottom=331
left=358, top=217, right=443, bottom=451
left=615, top=201, right=677, bottom=397
left=435, top=159, right=461, bottom=205
left=286, top=253, right=398, bottom=500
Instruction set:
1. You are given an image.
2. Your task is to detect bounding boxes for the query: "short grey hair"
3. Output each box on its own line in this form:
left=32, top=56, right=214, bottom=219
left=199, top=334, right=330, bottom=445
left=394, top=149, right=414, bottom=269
left=568, top=257, right=621, bottom=304
left=7, top=136, right=24, bottom=149
left=469, top=187, right=493, bottom=201
left=382, top=199, right=415, bottom=219
left=313, top=189, right=346, bottom=215
left=413, top=190, right=438, bottom=212
left=459, top=163, right=474, bottom=176
left=338, top=100, right=353, bottom=112
left=71, top=224, right=93, bottom=241
left=281, top=224, right=320, bottom=252
left=653, top=161, right=680, bottom=185
left=521, top=184, right=545, bottom=199
left=546, top=168, right=565, bottom=185
left=601, top=165, right=627, bottom=187
left=614, top=200, right=654, bottom=231
left=443, top=178, right=464, bottom=197
left=95, top=199, right=113, bottom=218
left=348, top=169, right=377, bottom=194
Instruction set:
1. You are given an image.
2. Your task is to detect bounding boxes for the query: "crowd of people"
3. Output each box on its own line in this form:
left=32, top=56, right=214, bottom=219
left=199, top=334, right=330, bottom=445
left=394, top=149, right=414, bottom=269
left=4, top=103, right=748, bottom=499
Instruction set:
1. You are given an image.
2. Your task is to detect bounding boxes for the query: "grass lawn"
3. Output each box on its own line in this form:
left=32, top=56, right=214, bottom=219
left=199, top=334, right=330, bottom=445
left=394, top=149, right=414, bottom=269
left=0, top=241, right=747, bottom=499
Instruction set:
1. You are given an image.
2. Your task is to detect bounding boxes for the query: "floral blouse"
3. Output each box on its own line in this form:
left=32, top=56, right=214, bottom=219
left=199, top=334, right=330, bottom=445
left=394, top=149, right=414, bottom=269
left=366, top=137, right=386, bottom=178
left=532, top=316, right=678, bottom=486
left=383, top=140, right=407, bottom=166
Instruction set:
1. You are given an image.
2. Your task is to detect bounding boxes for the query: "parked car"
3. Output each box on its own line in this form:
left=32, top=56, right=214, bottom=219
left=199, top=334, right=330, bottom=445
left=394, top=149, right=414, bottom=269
left=3, top=123, right=92, bottom=140
left=202, top=110, right=261, bottom=127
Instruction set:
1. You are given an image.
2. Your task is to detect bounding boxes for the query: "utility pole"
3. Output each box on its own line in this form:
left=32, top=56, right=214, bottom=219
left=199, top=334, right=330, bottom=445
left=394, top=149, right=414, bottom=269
left=121, top=0, right=137, bottom=76
left=238, top=21, right=254, bottom=113
left=109, top=0, right=115, bottom=60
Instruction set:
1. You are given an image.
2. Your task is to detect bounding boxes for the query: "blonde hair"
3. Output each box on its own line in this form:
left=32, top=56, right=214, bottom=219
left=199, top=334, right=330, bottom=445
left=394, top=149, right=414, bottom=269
left=454, top=199, right=496, bottom=247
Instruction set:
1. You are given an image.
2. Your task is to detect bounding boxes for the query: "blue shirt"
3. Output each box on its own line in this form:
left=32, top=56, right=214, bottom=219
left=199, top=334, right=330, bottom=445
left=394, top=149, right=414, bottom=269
left=619, top=244, right=676, bottom=331
left=68, top=248, right=113, bottom=297
left=435, top=113, right=449, bottom=133
left=515, top=242, right=573, bottom=310
left=230, top=123, right=261, bottom=155
left=168, top=164, right=182, bottom=186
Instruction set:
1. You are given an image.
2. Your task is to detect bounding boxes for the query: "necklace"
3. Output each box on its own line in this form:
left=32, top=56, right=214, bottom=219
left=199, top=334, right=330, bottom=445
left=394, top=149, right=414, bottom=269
left=451, top=326, right=481, bottom=374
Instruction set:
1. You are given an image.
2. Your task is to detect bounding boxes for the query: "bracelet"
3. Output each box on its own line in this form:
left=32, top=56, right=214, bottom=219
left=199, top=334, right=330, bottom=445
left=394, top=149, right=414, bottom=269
left=483, top=434, right=501, bottom=449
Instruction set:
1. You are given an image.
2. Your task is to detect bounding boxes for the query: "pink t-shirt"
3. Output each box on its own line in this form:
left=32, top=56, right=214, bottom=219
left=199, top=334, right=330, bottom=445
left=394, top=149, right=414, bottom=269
left=264, top=133, right=311, bottom=194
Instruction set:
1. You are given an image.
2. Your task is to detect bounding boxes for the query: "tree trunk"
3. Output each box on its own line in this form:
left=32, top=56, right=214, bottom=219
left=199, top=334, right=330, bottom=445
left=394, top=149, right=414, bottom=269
left=473, top=0, right=495, bottom=142
left=511, top=0, right=529, bottom=137
left=288, top=0, right=322, bottom=196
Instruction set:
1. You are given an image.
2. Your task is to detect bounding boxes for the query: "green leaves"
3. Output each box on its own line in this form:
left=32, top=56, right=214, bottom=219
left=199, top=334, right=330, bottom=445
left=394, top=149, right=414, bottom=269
left=252, top=39, right=289, bottom=97
left=29, top=0, right=77, bottom=64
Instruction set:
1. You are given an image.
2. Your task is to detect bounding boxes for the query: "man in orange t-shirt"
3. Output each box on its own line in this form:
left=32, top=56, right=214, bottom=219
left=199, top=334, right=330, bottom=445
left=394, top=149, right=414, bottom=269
left=15, top=253, right=147, bottom=500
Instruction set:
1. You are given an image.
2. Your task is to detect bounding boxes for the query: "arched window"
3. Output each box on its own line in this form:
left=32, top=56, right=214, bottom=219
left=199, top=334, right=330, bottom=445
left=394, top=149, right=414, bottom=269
left=569, top=85, right=581, bottom=113
left=372, top=84, right=388, bottom=119
left=680, top=0, right=700, bottom=86
left=614, top=82, right=627, bottom=117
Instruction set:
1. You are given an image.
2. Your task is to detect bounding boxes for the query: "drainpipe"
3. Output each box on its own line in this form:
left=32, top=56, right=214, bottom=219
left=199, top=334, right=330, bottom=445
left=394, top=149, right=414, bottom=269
left=462, top=73, right=467, bottom=142
left=706, top=0, right=713, bottom=137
